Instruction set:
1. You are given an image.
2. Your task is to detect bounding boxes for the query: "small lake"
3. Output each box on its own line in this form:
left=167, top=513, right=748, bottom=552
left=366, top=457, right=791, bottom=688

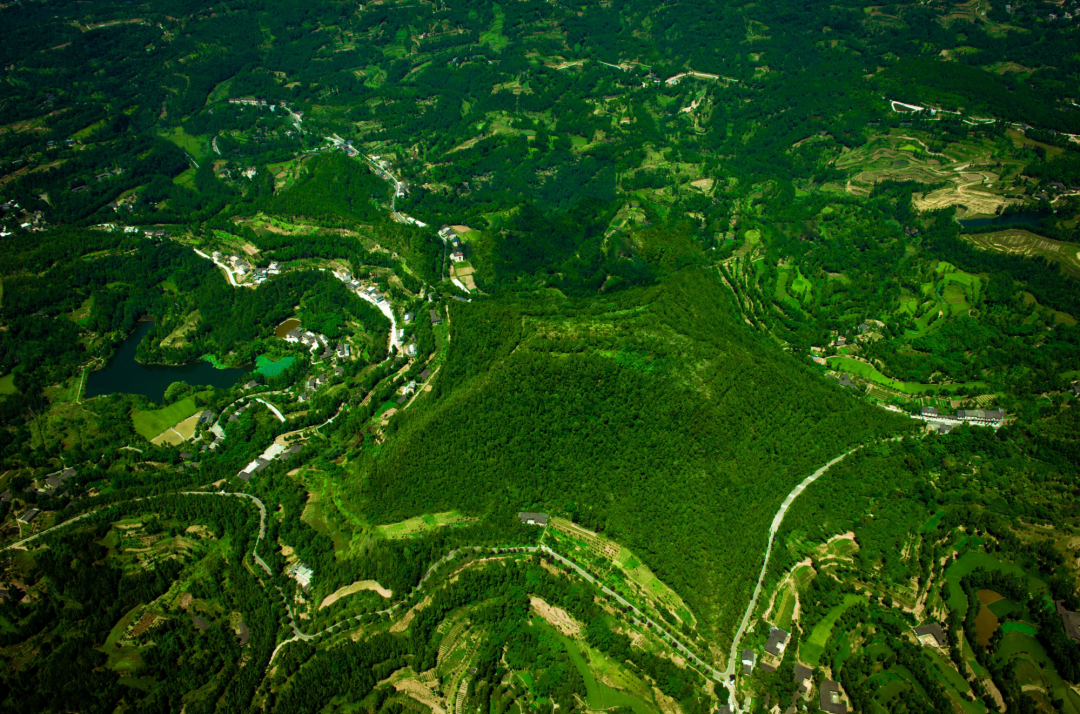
left=85, top=322, right=246, bottom=402
left=274, top=318, right=301, bottom=338
left=958, top=211, right=1046, bottom=229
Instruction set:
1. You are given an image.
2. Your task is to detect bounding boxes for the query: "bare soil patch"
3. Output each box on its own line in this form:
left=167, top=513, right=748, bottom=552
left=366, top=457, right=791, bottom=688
left=320, top=580, right=393, bottom=610
left=530, top=596, right=580, bottom=636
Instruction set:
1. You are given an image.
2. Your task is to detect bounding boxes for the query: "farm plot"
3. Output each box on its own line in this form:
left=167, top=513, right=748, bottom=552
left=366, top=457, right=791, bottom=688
left=965, top=230, right=1080, bottom=276
left=836, top=135, right=1016, bottom=215
left=377, top=511, right=474, bottom=539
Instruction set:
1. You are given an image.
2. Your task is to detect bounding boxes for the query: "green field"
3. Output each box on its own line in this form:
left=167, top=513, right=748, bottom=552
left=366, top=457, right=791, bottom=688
left=826, top=356, right=986, bottom=395
left=801, top=594, right=864, bottom=665
left=480, top=3, right=509, bottom=51
left=131, top=395, right=202, bottom=440
left=159, top=127, right=209, bottom=160
left=376, top=511, right=471, bottom=539
left=255, top=354, right=296, bottom=377
left=0, top=373, right=16, bottom=395
left=944, top=552, right=1027, bottom=619
left=773, top=585, right=796, bottom=631
left=555, top=632, right=654, bottom=714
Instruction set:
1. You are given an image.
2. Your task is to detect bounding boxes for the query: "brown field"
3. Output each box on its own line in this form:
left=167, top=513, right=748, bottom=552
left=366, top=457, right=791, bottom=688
left=530, top=596, right=580, bottom=636
left=965, top=230, right=1080, bottom=276
left=319, top=580, right=392, bottom=610
left=836, top=135, right=1016, bottom=216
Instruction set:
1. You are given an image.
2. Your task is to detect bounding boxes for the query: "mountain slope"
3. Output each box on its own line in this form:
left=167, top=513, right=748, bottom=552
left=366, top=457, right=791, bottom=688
left=355, top=268, right=910, bottom=651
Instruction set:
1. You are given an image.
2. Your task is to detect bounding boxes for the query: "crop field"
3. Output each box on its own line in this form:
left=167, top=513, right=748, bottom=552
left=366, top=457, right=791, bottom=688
left=132, top=396, right=203, bottom=441
left=255, top=354, right=296, bottom=377
left=800, top=593, right=864, bottom=666
left=826, top=356, right=986, bottom=395
left=964, top=229, right=1080, bottom=276
left=835, top=134, right=1017, bottom=216
left=158, top=127, right=209, bottom=160
left=773, top=585, right=796, bottom=631
left=943, top=552, right=1027, bottom=619
left=376, top=511, right=472, bottom=539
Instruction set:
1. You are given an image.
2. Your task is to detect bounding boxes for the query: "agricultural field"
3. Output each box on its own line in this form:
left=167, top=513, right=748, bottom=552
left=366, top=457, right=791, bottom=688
left=965, top=230, right=1080, bottom=277
left=131, top=393, right=206, bottom=441
left=835, top=133, right=1020, bottom=216
left=376, top=511, right=474, bottom=540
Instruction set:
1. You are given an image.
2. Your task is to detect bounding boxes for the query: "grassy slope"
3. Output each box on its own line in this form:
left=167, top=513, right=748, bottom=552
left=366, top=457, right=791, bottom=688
left=131, top=396, right=201, bottom=440
left=355, top=268, right=910, bottom=649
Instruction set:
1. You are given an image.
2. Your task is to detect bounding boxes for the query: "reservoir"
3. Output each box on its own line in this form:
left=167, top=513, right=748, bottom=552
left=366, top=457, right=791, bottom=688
left=85, top=322, right=246, bottom=403
left=958, top=212, right=1045, bottom=229
left=274, top=318, right=301, bottom=338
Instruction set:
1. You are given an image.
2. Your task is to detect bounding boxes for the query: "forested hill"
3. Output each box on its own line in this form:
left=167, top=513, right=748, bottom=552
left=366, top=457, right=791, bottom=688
left=354, top=268, right=910, bottom=648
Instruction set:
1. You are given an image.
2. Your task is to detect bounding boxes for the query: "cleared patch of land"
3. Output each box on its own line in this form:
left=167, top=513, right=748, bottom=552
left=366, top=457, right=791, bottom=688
left=964, top=230, right=1080, bottom=276
left=133, top=395, right=204, bottom=441
left=377, top=511, right=473, bottom=539
left=319, top=580, right=392, bottom=609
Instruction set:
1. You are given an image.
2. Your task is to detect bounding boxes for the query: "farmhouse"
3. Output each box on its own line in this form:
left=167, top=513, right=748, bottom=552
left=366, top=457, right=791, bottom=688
left=518, top=512, right=549, bottom=526
left=820, top=680, right=847, bottom=713
left=794, top=663, right=813, bottom=691
left=287, top=562, right=314, bottom=589
left=921, top=406, right=939, bottom=417
left=450, top=250, right=465, bottom=263
left=741, top=649, right=756, bottom=674
left=913, top=623, right=947, bottom=647
left=191, top=615, right=210, bottom=630
left=18, top=508, right=40, bottom=524
left=956, top=409, right=1004, bottom=424
left=764, top=627, right=790, bottom=656
left=1057, top=602, right=1080, bottom=642
left=430, top=309, right=443, bottom=325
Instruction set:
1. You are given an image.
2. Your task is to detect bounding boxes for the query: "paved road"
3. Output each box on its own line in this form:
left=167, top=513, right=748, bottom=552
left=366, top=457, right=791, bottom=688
left=721, top=439, right=899, bottom=712
left=253, top=398, right=286, bottom=423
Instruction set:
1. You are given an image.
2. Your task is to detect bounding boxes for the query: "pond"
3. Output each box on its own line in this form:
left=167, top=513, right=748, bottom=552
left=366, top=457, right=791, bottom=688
left=958, top=211, right=1046, bottom=229
left=274, top=318, right=301, bottom=338
left=85, top=322, right=246, bottom=402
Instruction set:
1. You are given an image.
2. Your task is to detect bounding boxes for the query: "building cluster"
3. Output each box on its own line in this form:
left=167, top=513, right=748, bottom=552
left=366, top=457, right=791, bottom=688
left=286, top=562, right=314, bottom=590
left=738, top=628, right=850, bottom=714
left=921, top=406, right=1004, bottom=430
left=438, top=225, right=468, bottom=263
left=237, top=441, right=302, bottom=482
left=284, top=327, right=329, bottom=352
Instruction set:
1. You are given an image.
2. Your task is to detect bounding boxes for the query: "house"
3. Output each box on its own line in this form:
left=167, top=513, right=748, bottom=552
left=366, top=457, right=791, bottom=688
left=245, top=380, right=259, bottom=390
left=419, top=368, right=431, bottom=381
left=741, top=649, right=756, bottom=674
left=1055, top=602, right=1080, bottom=643
left=794, top=663, right=813, bottom=691
left=934, top=422, right=956, bottom=435
left=764, top=627, right=790, bottom=657
left=518, top=512, right=549, bottom=526
left=403, top=312, right=414, bottom=323
left=406, top=343, right=418, bottom=357
left=921, top=406, right=939, bottom=417
left=46, top=476, right=62, bottom=490
left=833, top=336, right=847, bottom=347
left=913, top=623, right=947, bottom=647
left=838, top=374, right=855, bottom=389
left=430, top=309, right=443, bottom=325
left=716, top=707, right=732, bottom=714
left=335, top=366, right=344, bottom=376
left=0, top=490, right=10, bottom=503
left=18, top=508, right=40, bottom=524
left=450, top=250, right=465, bottom=263
left=287, top=562, right=314, bottom=589
left=237, top=618, right=250, bottom=646
left=820, top=680, right=847, bottom=713
left=956, top=409, right=1004, bottom=424
left=191, top=615, right=210, bottom=630
left=268, top=261, right=281, bottom=274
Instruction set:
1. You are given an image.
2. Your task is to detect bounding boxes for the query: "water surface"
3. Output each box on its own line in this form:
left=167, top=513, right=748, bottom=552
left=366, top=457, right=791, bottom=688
left=85, top=322, right=246, bottom=402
